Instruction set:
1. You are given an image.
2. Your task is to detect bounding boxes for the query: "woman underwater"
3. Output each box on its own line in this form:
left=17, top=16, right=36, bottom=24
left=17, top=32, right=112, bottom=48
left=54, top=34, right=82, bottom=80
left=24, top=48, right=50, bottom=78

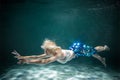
left=12, top=39, right=110, bottom=67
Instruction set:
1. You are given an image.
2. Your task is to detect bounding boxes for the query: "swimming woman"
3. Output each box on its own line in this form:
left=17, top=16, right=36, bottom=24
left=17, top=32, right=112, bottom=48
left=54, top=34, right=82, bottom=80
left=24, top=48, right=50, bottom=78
left=12, top=39, right=110, bottom=67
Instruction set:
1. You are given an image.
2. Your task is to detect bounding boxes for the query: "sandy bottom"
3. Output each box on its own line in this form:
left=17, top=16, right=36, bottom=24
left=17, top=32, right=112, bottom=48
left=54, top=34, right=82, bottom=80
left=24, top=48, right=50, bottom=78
left=0, top=64, right=120, bottom=80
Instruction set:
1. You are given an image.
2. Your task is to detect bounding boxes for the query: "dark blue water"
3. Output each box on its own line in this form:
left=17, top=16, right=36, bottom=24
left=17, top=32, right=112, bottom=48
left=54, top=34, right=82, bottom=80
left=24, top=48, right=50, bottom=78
left=1, top=0, right=120, bottom=80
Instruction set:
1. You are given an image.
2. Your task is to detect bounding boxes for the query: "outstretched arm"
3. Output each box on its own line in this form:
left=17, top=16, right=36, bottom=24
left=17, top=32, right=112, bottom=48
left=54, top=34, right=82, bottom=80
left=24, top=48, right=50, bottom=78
left=11, top=50, right=48, bottom=59
left=20, top=54, right=48, bottom=59
left=24, top=56, right=57, bottom=64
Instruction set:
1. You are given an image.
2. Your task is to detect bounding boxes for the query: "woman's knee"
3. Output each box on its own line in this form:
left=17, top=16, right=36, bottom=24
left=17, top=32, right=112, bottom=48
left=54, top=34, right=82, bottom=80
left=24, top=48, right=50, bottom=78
left=94, top=46, right=105, bottom=52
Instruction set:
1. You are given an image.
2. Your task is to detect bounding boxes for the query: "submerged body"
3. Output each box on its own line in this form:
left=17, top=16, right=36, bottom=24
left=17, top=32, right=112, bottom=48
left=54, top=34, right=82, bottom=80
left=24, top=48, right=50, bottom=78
left=57, top=49, right=75, bottom=64
left=12, top=39, right=110, bottom=67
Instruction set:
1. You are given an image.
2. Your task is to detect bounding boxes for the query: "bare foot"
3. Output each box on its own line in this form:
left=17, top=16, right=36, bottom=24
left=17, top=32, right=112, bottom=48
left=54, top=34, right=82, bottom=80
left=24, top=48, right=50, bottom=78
left=104, top=45, right=110, bottom=51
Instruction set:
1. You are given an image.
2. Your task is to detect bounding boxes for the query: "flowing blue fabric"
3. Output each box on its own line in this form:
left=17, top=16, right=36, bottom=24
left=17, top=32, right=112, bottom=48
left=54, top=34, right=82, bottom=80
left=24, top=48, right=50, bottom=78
left=69, top=42, right=97, bottom=58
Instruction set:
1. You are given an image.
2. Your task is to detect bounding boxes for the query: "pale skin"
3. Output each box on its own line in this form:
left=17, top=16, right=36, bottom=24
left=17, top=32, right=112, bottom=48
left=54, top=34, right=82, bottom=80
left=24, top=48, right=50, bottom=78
left=12, top=48, right=63, bottom=64
left=12, top=45, right=109, bottom=67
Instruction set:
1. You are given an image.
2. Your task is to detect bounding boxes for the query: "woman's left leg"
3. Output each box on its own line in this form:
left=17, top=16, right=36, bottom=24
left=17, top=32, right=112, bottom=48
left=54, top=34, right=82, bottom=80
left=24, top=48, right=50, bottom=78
left=92, top=45, right=110, bottom=67
left=92, top=54, right=106, bottom=67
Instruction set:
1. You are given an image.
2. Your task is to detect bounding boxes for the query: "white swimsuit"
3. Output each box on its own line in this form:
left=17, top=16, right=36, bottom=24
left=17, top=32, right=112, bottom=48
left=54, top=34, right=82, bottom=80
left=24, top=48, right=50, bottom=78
left=56, top=50, right=75, bottom=64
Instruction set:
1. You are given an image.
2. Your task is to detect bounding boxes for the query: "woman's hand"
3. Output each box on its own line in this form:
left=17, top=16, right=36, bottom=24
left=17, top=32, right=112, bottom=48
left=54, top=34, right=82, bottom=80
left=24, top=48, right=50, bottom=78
left=11, top=50, right=24, bottom=59
left=11, top=50, right=20, bottom=56
left=11, top=50, right=28, bottom=64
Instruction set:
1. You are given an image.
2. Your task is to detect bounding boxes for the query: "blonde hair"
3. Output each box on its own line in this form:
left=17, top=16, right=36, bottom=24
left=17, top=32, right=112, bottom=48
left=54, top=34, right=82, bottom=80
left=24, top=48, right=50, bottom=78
left=41, top=39, right=61, bottom=51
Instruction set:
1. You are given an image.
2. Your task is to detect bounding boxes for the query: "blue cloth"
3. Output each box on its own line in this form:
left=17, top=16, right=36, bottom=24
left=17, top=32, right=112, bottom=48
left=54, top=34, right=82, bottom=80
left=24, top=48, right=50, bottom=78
left=69, top=42, right=97, bottom=57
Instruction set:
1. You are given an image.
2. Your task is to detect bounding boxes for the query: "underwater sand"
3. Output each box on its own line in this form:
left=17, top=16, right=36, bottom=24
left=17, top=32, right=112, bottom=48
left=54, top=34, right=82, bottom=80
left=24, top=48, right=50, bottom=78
left=0, top=64, right=120, bottom=80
